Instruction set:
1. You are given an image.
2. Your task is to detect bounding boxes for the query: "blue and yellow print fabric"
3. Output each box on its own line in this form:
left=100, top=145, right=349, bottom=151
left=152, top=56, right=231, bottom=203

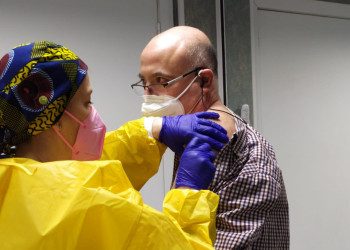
left=0, top=41, right=88, bottom=154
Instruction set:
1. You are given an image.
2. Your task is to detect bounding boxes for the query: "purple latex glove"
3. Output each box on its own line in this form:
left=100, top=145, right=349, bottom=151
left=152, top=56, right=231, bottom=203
left=175, top=137, right=216, bottom=189
left=159, top=112, right=229, bottom=156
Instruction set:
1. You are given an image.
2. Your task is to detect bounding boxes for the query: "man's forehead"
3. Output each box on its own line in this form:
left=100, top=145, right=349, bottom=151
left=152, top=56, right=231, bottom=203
left=141, top=42, right=187, bottom=68
left=141, top=32, right=193, bottom=75
left=143, top=31, right=188, bottom=55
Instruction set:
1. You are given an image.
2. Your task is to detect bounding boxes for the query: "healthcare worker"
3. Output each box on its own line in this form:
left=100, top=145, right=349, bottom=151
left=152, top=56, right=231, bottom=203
left=0, top=42, right=229, bottom=249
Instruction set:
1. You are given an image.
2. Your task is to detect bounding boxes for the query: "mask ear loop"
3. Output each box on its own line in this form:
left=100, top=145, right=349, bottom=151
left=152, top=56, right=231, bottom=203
left=183, top=70, right=204, bottom=114
left=174, top=74, right=200, bottom=101
left=52, top=126, right=80, bottom=155
left=64, top=110, right=86, bottom=128
left=185, top=69, right=205, bottom=114
left=52, top=109, right=88, bottom=155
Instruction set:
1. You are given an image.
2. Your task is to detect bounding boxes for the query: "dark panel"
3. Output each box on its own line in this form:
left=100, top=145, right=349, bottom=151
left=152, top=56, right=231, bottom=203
left=184, top=0, right=217, bottom=48
left=224, top=0, right=253, bottom=124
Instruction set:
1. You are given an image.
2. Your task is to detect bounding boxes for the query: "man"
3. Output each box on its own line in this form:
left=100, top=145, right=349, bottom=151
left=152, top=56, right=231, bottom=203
left=134, top=26, right=289, bottom=249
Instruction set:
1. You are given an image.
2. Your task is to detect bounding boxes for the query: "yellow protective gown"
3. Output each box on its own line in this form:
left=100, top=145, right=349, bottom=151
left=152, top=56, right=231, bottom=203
left=0, top=118, right=219, bottom=250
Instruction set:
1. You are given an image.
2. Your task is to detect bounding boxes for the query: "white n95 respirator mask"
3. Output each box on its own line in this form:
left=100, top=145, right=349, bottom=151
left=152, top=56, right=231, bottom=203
left=142, top=95, right=185, bottom=117
left=141, top=75, right=199, bottom=117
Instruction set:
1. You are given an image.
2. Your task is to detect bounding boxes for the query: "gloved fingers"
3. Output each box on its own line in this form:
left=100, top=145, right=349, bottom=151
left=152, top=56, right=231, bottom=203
left=187, top=141, right=211, bottom=154
left=208, top=150, right=216, bottom=162
left=196, top=123, right=229, bottom=144
left=198, top=118, right=228, bottom=135
left=176, top=157, right=216, bottom=189
left=185, top=137, right=220, bottom=160
left=176, top=138, right=218, bottom=190
left=192, top=143, right=216, bottom=162
left=195, top=111, right=220, bottom=120
left=195, top=142, right=211, bottom=152
left=158, top=114, right=228, bottom=157
left=185, top=136, right=208, bottom=149
left=195, top=135, right=225, bottom=151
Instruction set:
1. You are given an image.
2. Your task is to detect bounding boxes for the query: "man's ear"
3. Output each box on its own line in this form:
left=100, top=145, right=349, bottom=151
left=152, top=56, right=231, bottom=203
left=198, top=69, right=214, bottom=93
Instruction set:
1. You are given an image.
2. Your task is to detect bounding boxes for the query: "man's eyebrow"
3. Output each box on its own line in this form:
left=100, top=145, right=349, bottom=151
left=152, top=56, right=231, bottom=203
left=138, top=71, right=174, bottom=79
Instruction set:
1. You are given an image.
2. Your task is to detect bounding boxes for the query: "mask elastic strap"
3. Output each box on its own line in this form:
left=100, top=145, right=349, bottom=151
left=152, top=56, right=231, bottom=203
left=52, top=126, right=79, bottom=155
left=175, top=75, right=199, bottom=101
left=64, top=110, right=86, bottom=128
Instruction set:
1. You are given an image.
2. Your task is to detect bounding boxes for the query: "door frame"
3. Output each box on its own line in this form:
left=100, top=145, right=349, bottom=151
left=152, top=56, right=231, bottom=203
left=250, top=0, right=350, bottom=130
left=175, top=0, right=226, bottom=102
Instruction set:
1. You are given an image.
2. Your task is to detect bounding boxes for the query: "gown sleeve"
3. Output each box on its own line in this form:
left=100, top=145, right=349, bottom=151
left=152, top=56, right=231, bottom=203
left=0, top=158, right=218, bottom=250
left=100, top=118, right=167, bottom=190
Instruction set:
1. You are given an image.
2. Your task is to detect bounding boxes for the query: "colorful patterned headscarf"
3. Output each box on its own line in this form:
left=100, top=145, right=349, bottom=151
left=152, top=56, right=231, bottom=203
left=0, top=41, right=88, bottom=154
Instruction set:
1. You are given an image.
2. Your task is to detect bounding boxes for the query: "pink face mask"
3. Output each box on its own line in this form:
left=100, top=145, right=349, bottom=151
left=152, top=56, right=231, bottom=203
left=53, top=105, right=106, bottom=161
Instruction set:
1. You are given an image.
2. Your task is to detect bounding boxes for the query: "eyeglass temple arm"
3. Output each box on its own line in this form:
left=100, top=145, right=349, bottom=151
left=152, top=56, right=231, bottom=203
left=131, top=81, right=142, bottom=89
left=131, top=67, right=203, bottom=89
left=164, top=67, right=203, bottom=87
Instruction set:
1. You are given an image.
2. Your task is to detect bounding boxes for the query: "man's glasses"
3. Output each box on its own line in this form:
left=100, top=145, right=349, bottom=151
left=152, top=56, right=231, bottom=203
left=131, top=67, right=202, bottom=96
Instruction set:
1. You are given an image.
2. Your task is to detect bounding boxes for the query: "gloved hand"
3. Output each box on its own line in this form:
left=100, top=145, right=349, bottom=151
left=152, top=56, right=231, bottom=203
left=159, top=112, right=229, bottom=156
left=175, top=137, right=216, bottom=189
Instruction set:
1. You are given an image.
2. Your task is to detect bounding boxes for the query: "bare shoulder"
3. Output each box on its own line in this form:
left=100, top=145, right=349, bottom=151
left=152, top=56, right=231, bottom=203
left=210, top=110, right=236, bottom=140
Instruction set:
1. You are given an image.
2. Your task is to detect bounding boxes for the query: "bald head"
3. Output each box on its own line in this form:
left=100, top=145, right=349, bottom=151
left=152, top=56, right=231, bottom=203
left=142, top=26, right=218, bottom=76
left=156, top=26, right=211, bottom=45
left=139, top=26, right=220, bottom=114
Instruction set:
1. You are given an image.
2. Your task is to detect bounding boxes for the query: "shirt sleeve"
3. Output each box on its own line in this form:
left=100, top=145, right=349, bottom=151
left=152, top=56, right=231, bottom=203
left=214, top=172, right=286, bottom=248
left=99, top=118, right=167, bottom=190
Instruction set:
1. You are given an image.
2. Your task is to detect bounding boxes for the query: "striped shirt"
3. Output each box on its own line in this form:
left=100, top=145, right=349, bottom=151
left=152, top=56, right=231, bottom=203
left=173, top=113, right=289, bottom=249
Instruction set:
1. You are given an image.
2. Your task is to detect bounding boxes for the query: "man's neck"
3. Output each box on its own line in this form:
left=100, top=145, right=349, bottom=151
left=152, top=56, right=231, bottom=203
left=207, top=101, right=236, bottom=140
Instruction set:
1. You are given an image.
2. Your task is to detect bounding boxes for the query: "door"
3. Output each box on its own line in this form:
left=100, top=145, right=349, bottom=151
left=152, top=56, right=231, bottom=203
left=252, top=0, right=350, bottom=249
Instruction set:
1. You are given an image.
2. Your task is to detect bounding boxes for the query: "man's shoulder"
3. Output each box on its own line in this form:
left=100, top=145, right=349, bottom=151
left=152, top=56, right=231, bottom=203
left=213, top=115, right=284, bottom=183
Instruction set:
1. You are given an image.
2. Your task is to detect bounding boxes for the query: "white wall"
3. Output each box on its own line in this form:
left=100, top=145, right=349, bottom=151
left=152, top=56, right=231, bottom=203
left=251, top=0, right=350, bottom=249
left=0, top=0, right=173, bottom=211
